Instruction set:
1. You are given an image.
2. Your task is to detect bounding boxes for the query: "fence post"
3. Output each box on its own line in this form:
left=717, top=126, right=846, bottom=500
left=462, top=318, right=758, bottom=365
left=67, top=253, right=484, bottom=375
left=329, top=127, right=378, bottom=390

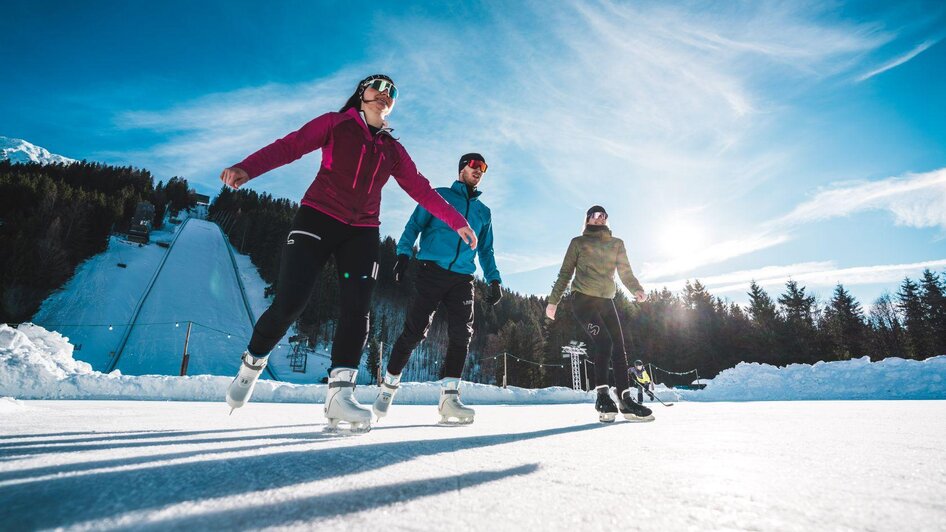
left=180, top=321, right=192, bottom=376
left=503, top=353, right=508, bottom=389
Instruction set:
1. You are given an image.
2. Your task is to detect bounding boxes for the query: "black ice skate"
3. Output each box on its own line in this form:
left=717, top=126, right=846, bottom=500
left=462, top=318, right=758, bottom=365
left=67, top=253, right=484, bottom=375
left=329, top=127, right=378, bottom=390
left=615, top=388, right=655, bottom=422
left=595, top=385, right=618, bottom=423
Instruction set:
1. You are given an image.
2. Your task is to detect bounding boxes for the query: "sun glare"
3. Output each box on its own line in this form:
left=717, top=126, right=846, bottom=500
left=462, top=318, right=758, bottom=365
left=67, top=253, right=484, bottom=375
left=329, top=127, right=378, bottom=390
left=658, top=220, right=706, bottom=256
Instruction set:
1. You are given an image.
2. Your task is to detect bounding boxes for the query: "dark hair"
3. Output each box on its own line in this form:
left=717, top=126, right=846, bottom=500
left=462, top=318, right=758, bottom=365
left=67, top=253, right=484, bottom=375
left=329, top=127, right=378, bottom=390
left=339, top=74, right=395, bottom=112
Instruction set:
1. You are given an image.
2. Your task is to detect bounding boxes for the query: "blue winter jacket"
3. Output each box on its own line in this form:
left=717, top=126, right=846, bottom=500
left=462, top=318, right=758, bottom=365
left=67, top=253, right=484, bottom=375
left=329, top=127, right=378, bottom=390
left=396, top=180, right=502, bottom=283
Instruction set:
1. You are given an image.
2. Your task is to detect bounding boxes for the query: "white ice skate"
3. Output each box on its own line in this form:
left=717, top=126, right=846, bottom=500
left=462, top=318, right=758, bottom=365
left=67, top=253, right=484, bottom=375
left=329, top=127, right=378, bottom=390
left=372, top=371, right=401, bottom=420
left=438, top=379, right=474, bottom=425
left=324, top=368, right=372, bottom=434
left=225, top=351, right=268, bottom=414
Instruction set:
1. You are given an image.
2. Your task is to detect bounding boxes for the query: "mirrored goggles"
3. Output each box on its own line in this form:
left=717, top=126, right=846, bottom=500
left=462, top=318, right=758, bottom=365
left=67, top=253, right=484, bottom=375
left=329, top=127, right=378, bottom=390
left=364, top=78, right=398, bottom=100
left=588, top=212, right=608, bottom=221
left=465, top=159, right=488, bottom=173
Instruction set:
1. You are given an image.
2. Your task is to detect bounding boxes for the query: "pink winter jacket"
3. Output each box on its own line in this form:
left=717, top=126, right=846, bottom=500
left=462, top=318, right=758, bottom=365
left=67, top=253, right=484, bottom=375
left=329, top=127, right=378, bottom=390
left=233, top=107, right=467, bottom=230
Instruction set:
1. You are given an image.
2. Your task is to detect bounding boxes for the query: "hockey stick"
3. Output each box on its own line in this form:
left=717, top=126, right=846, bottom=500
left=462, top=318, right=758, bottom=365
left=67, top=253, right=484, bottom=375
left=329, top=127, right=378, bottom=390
left=635, top=382, right=674, bottom=407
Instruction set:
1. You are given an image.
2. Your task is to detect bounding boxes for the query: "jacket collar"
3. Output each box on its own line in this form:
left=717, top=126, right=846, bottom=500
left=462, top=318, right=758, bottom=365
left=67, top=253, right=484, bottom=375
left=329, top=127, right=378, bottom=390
left=582, top=225, right=611, bottom=240
left=451, top=179, right=482, bottom=199
left=343, top=107, right=395, bottom=140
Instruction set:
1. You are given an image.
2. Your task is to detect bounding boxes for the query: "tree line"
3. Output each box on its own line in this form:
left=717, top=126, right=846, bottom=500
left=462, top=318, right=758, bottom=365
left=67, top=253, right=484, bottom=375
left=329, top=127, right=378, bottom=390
left=211, top=186, right=946, bottom=388
left=0, top=160, right=194, bottom=322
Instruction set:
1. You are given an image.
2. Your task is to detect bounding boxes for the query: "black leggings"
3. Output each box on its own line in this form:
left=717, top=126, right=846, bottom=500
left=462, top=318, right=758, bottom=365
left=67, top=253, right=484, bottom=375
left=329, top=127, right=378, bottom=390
left=571, top=292, right=631, bottom=391
left=248, top=206, right=378, bottom=370
left=387, top=261, right=475, bottom=379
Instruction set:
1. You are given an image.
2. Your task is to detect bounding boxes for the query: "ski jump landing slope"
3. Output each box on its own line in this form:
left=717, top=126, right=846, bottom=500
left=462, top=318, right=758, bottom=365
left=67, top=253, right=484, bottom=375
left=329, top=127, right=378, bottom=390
left=112, top=219, right=260, bottom=377
left=34, top=219, right=276, bottom=378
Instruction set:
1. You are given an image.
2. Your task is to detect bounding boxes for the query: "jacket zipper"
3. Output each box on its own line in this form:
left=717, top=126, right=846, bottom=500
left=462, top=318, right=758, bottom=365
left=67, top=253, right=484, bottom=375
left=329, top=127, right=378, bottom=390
left=352, top=144, right=366, bottom=189
left=447, top=190, right=471, bottom=271
left=367, top=153, right=384, bottom=194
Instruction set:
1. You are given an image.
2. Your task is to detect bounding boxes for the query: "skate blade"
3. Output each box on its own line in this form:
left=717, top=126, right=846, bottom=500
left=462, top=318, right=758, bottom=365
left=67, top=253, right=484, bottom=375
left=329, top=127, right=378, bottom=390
left=323, top=419, right=372, bottom=435
left=438, top=417, right=474, bottom=426
left=622, top=414, right=655, bottom=423
left=599, top=413, right=616, bottom=423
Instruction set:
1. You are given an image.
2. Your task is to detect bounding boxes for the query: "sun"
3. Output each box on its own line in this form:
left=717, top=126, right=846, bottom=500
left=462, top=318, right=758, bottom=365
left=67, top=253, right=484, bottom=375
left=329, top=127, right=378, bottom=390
left=658, top=220, right=706, bottom=256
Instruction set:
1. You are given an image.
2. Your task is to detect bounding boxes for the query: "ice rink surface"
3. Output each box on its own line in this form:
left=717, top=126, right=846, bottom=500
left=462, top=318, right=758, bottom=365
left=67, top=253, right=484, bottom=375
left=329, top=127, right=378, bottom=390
left=2, top=400, right=945, bottom=531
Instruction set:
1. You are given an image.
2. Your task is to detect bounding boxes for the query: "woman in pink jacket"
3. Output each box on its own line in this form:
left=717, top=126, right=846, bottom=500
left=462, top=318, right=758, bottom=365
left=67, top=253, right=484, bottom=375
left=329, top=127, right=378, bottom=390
left=222, top=74, right=477, bottom=433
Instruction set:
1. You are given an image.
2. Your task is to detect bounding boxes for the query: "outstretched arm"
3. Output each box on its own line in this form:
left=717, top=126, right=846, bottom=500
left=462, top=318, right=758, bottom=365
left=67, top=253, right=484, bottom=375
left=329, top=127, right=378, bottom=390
left=390, top=144, right=476, bottom=249
left=225, top=113, right=335, bottom=186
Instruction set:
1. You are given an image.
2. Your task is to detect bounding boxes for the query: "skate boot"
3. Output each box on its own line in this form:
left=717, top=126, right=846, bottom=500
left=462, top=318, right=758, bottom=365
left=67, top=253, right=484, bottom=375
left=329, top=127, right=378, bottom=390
left=438, top=378, right=474, bottom=425
left=324, top=368, right=372, bottom=434
left=595, top=385, right=618, bottom=423
left=372, top=371, right=401, bottom=420
left=615, top=388, right=655, bottom=422
left=226, top=351, right=268, bottom=413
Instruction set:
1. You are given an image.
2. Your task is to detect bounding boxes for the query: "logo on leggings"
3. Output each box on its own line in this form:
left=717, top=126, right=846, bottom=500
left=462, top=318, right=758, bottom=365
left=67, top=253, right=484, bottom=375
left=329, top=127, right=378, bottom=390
left=463, top=300, right=474, bottom=305
left=586, top=323, right=600, bottom=336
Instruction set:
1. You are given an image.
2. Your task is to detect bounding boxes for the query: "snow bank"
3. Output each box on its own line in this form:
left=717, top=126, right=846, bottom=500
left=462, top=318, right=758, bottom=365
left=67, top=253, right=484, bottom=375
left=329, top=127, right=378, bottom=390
left=0, top=324, right=590, bottom=404
left=4, top=324, right=945, bottom=403
left=0, top=396, right=27, bottom=413
left=678, top=356, right=946, bottom=401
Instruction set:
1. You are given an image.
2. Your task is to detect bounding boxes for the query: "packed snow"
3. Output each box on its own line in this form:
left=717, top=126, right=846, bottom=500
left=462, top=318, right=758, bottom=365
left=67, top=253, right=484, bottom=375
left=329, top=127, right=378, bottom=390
left=0, top=135, right=76, bottom=165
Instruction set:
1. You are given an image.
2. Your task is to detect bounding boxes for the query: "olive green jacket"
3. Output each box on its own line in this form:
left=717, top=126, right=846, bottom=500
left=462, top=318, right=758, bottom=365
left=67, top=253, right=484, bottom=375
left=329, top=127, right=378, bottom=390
left=548, top=226, right=644, bottom=305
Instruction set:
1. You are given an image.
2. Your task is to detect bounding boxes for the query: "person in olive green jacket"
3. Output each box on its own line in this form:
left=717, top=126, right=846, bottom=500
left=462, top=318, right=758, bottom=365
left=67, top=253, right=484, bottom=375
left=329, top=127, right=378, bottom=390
left=545, top=205, right=654, bottom=423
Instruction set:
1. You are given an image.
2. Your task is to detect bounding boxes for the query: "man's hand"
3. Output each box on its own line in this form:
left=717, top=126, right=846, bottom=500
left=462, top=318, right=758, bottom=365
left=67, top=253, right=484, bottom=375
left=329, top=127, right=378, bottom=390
left=220, top=167, right=250, bottom=189
left=393, top=255, right=410, bottom=283
left=485, top=281, right=503, bottom=307
left=545, top=303, right=557, bottom=320
left=456, top=226, right=478, bottom=250
left=634, top=290, right=647, bottom=303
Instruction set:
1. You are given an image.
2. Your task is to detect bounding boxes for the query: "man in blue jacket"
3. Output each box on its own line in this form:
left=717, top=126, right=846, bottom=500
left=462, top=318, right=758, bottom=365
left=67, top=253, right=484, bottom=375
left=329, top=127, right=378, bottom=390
left=373, top=153, right=502, bottom=424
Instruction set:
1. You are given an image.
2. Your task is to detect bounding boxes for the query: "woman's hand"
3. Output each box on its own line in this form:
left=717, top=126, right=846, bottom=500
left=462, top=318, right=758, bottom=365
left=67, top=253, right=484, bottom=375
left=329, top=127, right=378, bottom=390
left=634, top=290, right=647, bottom=303
left=220, top=167, right=250, bottom=189
left=456, top=226, right=478, bottom=250
left=545, top=303, right=557, bottom=320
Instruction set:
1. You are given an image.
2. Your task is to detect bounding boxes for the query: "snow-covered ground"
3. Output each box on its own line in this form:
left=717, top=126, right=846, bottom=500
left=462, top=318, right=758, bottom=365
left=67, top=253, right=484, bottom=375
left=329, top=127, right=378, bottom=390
left=2, top=400, right=945, bottom=531
left=5, top=322, right=946, bottom=404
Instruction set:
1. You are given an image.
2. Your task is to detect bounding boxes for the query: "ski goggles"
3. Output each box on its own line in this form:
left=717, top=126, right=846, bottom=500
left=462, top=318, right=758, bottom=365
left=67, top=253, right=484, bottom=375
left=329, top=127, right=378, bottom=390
left=465, top=159, right=488, bottom=173
left=363, top=78, right=398, bottom=100
left=588, top=211, right=608, bottom=221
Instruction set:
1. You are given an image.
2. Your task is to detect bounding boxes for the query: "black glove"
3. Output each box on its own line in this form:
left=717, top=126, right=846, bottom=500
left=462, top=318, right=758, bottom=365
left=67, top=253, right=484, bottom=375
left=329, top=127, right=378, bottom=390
left=393, top=255, right=410, bottom=283
left=485, top=281, right=503, bottom=306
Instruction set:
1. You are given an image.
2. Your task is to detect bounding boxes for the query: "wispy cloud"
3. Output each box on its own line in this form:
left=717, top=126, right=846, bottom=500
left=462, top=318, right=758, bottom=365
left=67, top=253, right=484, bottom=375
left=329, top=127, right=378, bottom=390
left=643, top=167, right=946, bottom=280
left=655, top=259, right=946, bottom=298
left=856, top=37, right=941, bottom=82
left=776, top=168, right=946, bottom=230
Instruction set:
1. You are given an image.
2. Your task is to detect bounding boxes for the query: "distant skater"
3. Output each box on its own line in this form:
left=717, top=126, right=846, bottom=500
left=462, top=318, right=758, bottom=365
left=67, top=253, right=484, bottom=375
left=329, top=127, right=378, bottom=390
left=373, top=153, right=503, bottom=425
left=545, top=206, right=654, bottom=423
left=221, top=75, right=477, bottom=433
left=629, top=359, right=655, bottom=403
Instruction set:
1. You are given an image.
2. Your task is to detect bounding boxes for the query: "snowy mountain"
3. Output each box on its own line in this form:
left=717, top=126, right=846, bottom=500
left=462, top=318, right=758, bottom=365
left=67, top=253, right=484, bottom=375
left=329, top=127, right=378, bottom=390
left=0, top=135, right=76, bottom=165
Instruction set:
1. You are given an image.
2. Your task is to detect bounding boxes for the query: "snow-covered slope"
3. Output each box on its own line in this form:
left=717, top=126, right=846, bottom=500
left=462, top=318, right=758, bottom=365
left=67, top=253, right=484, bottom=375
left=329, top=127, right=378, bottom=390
left=31, top=217, right=330, bottom=383
left=0, top=136, right=76, bottom=165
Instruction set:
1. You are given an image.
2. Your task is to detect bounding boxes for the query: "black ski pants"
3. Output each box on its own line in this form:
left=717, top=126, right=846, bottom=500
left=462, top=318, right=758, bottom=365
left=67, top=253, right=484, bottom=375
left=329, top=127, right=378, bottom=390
left=571, top=291, right=631, bottom=392
left=387, top=261, right=475, bottom=379
left=248, top=206, right=378, bottom=370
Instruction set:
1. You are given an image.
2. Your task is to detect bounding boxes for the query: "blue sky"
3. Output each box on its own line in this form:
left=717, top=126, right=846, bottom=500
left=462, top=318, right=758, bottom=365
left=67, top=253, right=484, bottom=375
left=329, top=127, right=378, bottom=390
left=3, top=0, right=945, bottom=307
